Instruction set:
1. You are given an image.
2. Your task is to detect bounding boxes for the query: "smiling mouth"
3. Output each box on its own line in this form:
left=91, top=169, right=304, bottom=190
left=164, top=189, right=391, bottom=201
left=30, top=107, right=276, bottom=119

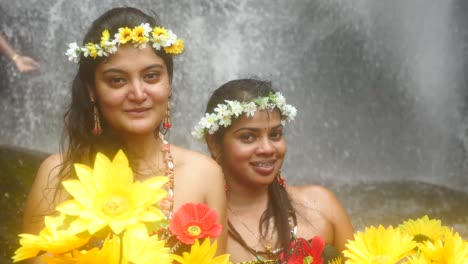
left=250, top=160, right=276, bottom=168
left=126, top=108, right=149, bottom=113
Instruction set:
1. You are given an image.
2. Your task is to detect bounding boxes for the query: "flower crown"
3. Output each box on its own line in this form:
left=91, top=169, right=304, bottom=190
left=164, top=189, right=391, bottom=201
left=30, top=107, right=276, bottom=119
left=192, top=92, right=297, bottom=139
left=65, top=23, right=184, bottom=63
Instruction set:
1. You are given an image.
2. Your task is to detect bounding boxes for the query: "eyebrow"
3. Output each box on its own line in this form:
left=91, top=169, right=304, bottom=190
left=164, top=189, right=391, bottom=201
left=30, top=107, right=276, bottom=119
left=233, top=123, right=283, bottom=133
left=102, top=64, right=164, bottom=74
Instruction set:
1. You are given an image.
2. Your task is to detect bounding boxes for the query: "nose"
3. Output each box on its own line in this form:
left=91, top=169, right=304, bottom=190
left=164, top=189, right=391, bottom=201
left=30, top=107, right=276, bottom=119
left=256, top=137, right=275, bottom=155
left=128, top=80, right=147, bottom=102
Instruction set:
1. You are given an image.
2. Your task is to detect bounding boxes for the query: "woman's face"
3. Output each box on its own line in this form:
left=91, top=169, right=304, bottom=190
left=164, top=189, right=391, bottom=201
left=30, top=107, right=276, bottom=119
left=219, top=109, right=286, bottom=188
left=92, top=44, right=171, bottom=137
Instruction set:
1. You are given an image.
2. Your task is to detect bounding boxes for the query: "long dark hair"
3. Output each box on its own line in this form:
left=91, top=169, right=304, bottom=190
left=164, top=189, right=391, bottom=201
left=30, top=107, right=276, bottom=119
left=59, top=7, right=174, bottom=180
left=205, top=78, right=295, bottom=250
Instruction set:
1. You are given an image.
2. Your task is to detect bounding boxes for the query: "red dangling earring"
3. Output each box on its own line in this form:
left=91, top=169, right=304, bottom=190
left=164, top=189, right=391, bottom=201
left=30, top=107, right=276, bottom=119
left=161, top=102, right=171, bottom=135
left=91, top=99, right=102, bottom=136
left=277, top=173, right=286, bottom=187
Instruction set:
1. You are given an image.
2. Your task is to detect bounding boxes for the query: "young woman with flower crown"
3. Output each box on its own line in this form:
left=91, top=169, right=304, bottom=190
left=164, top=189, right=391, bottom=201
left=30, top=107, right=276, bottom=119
left=22, top=6, right=227, bottom=259
left=193, top=79, right=354, bottom=263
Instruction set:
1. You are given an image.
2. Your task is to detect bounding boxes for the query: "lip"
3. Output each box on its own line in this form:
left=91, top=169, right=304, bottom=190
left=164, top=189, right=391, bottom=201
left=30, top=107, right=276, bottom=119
left=125, top=107, right=150, bottom=116
left=250, top=160, right=276, bottom=176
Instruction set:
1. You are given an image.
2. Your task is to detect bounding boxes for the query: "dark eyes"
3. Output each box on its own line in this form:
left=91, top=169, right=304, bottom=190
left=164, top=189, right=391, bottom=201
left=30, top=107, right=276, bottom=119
left=238, top=130, right=283, bottom=143
left=143, top=72, right=160, bottom=82
left=240, top=134, right=255, bottom=142
left=270, top=130, right=283, bottom=140
left=106, top=72, right=160, bottom=87
left=109, top=77, right=125, bottom=85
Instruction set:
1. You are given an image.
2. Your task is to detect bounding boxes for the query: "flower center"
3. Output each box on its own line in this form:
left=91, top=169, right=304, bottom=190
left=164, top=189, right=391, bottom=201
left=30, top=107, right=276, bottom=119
left=187, top=225, right=201, bottom=237
left=102, top=196, right=129, bottom=217
left=303, top=255, right=313, bottom=264
left=413, top=233, right=431, bottom=243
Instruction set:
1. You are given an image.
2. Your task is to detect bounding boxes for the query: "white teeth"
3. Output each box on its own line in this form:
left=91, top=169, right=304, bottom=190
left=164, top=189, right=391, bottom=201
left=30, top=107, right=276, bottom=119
left=252, top=161, right=274, bottom=167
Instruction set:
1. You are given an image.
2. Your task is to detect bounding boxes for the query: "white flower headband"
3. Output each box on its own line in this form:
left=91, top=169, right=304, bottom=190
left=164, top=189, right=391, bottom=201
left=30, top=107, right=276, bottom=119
left=65, top=23, right=184, bottom=63
left=192, top=92, right=297, bottom=139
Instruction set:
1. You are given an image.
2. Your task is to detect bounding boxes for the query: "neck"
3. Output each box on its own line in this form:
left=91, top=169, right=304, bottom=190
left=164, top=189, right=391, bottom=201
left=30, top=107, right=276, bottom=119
left=227, top=183, right=270, bottom=214
left=123, top=132, right=162, bottom=157
left=121, top=132, right=166, bottom=177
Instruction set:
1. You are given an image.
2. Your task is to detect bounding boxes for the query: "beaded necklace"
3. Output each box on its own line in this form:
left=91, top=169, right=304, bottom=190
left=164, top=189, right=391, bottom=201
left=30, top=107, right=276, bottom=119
left=228, top=211, right=297, bottom=263
left=159, top=133, right=175, bottom=221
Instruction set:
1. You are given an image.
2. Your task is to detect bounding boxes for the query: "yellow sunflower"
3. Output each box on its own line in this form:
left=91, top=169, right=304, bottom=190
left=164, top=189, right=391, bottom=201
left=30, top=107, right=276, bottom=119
left=327, top=256, right=342, bottom=264
left=12, top=214, right=90, bottom=262
left=399, top=215, right=449, bottom=244
left=56, top=150, right=168, bottom=239
left=172, top=239, right=231, bottom=264
left=343, top=225, right=417, bottom=264
left=164, top=38, right=184, bottom=55
left=418, top=230, right=468, bottom=263
left=403, top=254, right=431, bottom=264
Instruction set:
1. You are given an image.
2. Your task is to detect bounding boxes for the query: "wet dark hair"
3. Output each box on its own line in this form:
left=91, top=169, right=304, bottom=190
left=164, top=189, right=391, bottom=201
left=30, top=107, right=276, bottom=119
left=205, top=78, right=295, bottom=250
left=60, top=7, right=174, bottom=178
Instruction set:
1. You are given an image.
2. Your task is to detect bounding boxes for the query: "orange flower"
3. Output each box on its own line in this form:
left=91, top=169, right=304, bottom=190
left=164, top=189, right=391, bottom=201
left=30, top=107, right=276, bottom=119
left=169, top=203, right=222, bottom=244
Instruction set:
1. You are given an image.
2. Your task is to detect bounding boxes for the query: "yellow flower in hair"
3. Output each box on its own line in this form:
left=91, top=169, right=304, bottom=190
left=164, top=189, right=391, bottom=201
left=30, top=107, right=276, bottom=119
left=164, top=38, right=184, bottom=55
left=66, top=23, right=184, bottom=62
left=132, top=25, right=149, bottom=45
left=118, top=27, right=133, bottom=44
left=152, top=26, right=169, bottom=38
left=100, top=29, right=110, bottom=47
left=86, top=43, right=99, bottom=58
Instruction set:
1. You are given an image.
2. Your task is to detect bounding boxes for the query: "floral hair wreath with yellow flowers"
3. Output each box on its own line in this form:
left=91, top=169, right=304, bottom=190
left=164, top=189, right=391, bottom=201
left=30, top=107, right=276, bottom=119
left=65, top=23, right=184, bottom=63
left=192, top=92, right=298, bottom=139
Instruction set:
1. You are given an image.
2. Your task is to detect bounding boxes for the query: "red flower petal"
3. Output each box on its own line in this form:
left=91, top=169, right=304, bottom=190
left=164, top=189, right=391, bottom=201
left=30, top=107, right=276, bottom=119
left=169, top=203, right=222, bottom=244
left=279, top=236, right=324, bottom=264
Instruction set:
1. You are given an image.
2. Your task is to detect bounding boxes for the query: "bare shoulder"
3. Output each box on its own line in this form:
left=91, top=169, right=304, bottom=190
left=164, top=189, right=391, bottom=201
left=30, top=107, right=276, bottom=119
left=23, top=153, right=65, bottom=234
left=34, top=153, right=64, bottom=187
left=288, top=184, right=339, bottom=204
left=171, top=145, right=223, bottom=179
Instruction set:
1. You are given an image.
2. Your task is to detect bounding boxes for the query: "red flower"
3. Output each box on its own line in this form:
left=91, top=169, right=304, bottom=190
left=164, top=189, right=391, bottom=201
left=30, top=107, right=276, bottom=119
left=279, top=236, right=325, bottom=264
left=169, top=203, right=222, bottom=244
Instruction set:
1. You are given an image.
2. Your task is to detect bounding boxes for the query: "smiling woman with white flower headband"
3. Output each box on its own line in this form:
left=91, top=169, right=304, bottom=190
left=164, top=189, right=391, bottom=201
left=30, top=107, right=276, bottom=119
left=195, top=78, right=354, bottom=263
left=22, top=6, right=227, bottom=260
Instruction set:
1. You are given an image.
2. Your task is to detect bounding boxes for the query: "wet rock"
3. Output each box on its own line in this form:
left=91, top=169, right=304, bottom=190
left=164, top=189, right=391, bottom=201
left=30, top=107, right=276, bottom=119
left=0, top=145, right=48, bottom=263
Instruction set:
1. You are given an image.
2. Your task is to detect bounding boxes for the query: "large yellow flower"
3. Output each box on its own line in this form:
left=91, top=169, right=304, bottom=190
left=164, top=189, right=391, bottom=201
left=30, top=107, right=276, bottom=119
left=56, top=150, right=168, bottom=239
left=403, top=254, right=431, bottom=264
left=172, top=239, right=231, bottom=264
left=343, top=225, right=417, bottom=264
left=418, top=230, right=468, bottom=263
left=399, top=215, right=450, bottom=244
left=122, top=231, right=172, bottom=264
left=41, top=234, right=120, bottom=264
left=12, top=214, right=90, bottom=262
